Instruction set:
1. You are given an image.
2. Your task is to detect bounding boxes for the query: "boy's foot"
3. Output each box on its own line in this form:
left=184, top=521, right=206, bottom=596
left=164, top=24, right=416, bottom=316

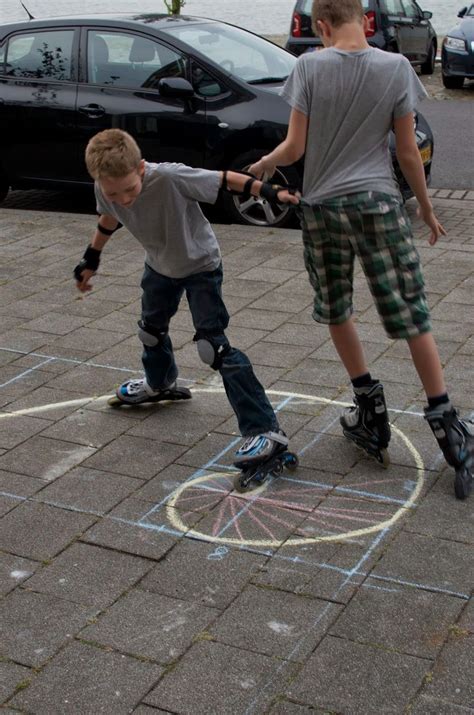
left=424, top=403, right=474, bottom=499
left=233, top=430, right=298, bottom=492
left=109, top=378, right=191, bottom=406
left=341, top=380, right=391, bottom=467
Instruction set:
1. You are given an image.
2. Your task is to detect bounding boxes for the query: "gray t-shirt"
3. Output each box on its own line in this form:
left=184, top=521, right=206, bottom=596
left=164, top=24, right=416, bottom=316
left=95, top=162, right=221, bottom=279
left=281, top=47, right=428, bottom=203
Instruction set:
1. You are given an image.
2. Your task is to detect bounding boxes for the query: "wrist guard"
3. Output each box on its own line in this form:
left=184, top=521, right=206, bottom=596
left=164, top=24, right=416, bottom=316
left=73, top=244, right=101, bottom=282
left=259, top=182, right=291, bottom=202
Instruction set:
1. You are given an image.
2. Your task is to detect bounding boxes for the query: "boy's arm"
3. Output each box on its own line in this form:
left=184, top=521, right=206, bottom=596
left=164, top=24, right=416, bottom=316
left=394, top=113, right=446, bottom=245
left=221, top=171, right=300, bottom=206
left=248, top=108, right=308, bottom=179
left=74, top=214, right=120, bottom=293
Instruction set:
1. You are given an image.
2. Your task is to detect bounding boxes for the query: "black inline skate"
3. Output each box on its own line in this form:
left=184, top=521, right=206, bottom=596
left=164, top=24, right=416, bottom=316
left=340, top=380, right=391, bottom=467
left=424, top=403, right=474, bottom=500
left=108, top=378, right=191, bottom=407
left=233, top=430, right=298, bottom=492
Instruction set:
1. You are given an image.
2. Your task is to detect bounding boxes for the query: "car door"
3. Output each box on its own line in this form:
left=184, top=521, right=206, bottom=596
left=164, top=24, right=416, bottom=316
left=75, top=27, right=209, bottom=181
left=382, top=0, right=413, bottom=57
left=0, top=26, right=79, bottom=185
left=400, top=0, right=430, bottom=61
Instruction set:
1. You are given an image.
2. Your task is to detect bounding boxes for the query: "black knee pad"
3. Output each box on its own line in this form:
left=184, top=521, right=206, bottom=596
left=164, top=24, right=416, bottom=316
left=138, top=320, right=168, bottom=347
left=193, top=331, right=231, bottom=370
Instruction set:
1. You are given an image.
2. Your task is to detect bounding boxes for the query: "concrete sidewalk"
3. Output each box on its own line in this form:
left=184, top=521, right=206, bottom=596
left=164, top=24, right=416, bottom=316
left=0, top=191, right=473, bottom=714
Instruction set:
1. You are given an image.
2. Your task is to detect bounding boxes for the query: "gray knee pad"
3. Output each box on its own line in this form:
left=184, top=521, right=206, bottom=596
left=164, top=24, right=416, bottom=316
left=138, top=320, right=168, bottom=347
left=194, top=333, right=230, bottom=370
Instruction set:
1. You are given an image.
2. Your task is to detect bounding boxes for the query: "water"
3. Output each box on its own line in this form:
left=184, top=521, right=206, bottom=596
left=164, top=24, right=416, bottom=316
left=0, top=0, right=465, bottom=37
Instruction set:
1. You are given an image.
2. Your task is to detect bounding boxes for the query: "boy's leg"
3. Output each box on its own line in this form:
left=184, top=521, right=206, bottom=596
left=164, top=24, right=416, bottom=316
left=185, top=266, right=284, bottom=445
left=406, top=332, right=446, bottom=397
left=115, top=264, right=185, bottom=404
left=329, top=318, right=368, bottom=379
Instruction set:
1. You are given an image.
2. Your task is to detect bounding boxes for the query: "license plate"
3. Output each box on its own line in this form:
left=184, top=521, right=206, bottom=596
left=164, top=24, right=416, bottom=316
left=420, top=145, right=432, bottom=164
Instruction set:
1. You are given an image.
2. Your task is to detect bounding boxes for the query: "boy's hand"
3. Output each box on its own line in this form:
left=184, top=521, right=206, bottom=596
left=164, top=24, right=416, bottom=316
left=75, top=268, right=96, bottom=293
left=276, top=188, right=301, bottom=205
left=73, top=244, right=101, bottom=292
left=417, top=205, right=447, bottom=246
left=248, top=156, right=276, bottom=179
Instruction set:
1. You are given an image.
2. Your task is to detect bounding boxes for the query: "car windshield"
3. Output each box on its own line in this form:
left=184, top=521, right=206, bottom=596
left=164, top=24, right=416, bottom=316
left=300, top=0, right=369, bottom=12
left=466, top=4, right=474, bottom=16
left=160, top=21, right=296, bottom=83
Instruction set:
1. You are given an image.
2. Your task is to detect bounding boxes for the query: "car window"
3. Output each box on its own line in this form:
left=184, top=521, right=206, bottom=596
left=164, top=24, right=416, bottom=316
left=2, top=29, right=74, bottom=80
left=191, top=62, right=227, bottom=97
left=467, top=4, right=474, bottom=16
left=382, top=0, right=405, bottom=14
left=87, top=30, right=186, bottom=89
left=400, top=0, right=421, bottom=18
left=161, top=22, right=295, bottom=84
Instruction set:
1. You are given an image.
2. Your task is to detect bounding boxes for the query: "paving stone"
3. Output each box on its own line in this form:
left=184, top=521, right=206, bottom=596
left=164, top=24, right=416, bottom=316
left=82, top=435, right=187, bottom=479
left=0, top=435, right=96, bottom=481
left=404, top=488, right=474, bottom=543
left=141, top=538, right=268, bottom=609
left=25, top=541, right=153, bottom=608
left=0, top=501, right=96, bottom=560
left=0, top=660, right=31, bottom=704
left=210, top=584, right=341, bottom=662
left=126, top=406, right=226, bottom=446
left=82, top=589, right=217, bottom=664
left=132, top=706, right=172, bottom=714
left=0, top=589, right=96, bottom=666
left=287, top=635, right=429, bottom=713
left=0, top=413, right=52, bottom=450
left=330, top=584, right=464, bottom=659
left=40, top=408, right=133, bottom=448
left=81, top=497, right=180, bottom=560
left=34, top=466, right=140, bottom=514
left=269, top=703, right=328, bottom=714
left=0, top=469, right=47, bottom=497
left=144, top=640, right=296, bottom=714
left=0, top=551, right=38, bottom=595
left=424, top=632, right=474, bottom=708
left=10, top=641, right=163, bottom=714
left=411, top=695, right=474, bottom=714
left=372, top=531, right=474, bottom=597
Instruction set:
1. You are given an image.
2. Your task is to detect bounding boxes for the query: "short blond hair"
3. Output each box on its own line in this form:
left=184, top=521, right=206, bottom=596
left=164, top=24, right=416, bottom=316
left=85, top=129, right=142, bottom=180
left=312, top=0, right=364, bottom=32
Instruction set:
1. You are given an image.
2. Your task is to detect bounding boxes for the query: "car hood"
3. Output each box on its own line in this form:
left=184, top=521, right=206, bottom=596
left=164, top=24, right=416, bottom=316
left=450, top=17, right=474, bottom=39
left=253, top=83, right=286, bottom=95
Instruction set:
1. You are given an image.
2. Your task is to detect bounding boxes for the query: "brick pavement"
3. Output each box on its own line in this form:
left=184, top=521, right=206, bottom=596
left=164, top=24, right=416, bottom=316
left=0, top=192, right=473, bottom=714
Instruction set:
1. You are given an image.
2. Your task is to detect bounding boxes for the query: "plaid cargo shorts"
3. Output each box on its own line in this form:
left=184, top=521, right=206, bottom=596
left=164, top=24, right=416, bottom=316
left=300, top=192, right=431, bottom=339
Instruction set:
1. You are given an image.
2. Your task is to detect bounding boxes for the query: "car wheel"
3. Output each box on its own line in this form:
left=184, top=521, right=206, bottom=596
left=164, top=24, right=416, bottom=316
left=420, top=42, right=436, bottom=75
left=442, top=73, right=465, bottom=89
left=220, top=150, right=299, bottom=228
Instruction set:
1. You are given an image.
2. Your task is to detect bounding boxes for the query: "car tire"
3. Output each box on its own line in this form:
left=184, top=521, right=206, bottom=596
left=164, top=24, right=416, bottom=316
left=220, top=150, right=300, bottom=228
left=442, top=73, right=465, bottom=89
left=420, top=42, right=436, bottom=75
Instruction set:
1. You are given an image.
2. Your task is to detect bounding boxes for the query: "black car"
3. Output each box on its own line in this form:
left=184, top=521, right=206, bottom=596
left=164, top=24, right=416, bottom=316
left=441, top=4, right=474, bottom=88
left=286, top=0, right=437, bottom=74
left=0, top=14, right=432, bottom=226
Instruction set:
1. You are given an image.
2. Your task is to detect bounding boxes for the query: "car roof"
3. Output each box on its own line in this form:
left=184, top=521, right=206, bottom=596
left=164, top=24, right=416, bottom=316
left=0, top=13, right=217, bottom=34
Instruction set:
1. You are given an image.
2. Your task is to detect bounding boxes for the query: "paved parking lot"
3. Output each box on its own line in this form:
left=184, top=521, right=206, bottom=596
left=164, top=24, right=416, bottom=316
left=0, top=190, right=473, bottom=713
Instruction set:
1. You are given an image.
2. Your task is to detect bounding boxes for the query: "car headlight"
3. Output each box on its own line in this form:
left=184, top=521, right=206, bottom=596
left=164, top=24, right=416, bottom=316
left=444, top=36, right=467, bottom=51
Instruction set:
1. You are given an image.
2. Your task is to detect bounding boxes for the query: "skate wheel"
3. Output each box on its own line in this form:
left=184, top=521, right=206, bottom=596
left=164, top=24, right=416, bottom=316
left=108, top=395, right=123, bottom=407
left=283, top=452, right=299, bottom=472
left=454, top=467, right=473, bottom=500
left=270, top=461, right=284, bottom=477
left=234, top=474, right=252, bottom=493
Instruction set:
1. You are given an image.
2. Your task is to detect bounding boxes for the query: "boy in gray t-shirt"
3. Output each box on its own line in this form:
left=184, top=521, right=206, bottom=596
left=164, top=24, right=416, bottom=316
left=73, top=129, right=300, bottom=484
left=249, top=0, right=473, bottom=498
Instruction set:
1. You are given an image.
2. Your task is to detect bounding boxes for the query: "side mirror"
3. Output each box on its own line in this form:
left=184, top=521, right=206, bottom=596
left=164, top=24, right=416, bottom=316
left=458, top=6, right=467, bottom=17
left=158, top=77, right=194, bottom=98
left=423, top=10, right=433, bottom=19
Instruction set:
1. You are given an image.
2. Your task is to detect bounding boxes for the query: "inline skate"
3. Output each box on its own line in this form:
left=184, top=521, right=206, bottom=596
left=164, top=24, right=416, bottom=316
left=108, top=378, right=191, bottom=407
left=424, top=403, right=474, bottom=499
left=340, top=380, right=391, bottom=467
left=233, top=430, right=298, bottom=492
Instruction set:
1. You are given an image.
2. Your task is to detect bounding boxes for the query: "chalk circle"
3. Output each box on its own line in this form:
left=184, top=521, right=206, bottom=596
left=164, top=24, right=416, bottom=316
left=0, top=386, right=425, bottom=547
left=164, top=388, right=426, bottom=548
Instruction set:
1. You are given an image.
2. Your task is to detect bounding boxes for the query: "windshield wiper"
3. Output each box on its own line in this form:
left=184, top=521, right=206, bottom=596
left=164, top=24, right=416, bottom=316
left=247, top=76, right=288, bottom=85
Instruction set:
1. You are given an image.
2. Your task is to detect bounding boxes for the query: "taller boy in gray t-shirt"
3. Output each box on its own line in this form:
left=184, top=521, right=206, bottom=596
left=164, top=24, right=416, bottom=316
left=73, top=128, right=300, bottom=485
left=249, top=0, right=473, bottom=498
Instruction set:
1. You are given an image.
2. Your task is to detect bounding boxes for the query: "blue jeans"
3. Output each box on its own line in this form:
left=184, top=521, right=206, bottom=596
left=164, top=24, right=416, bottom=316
left=140, top=263, right=278, bottom=437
